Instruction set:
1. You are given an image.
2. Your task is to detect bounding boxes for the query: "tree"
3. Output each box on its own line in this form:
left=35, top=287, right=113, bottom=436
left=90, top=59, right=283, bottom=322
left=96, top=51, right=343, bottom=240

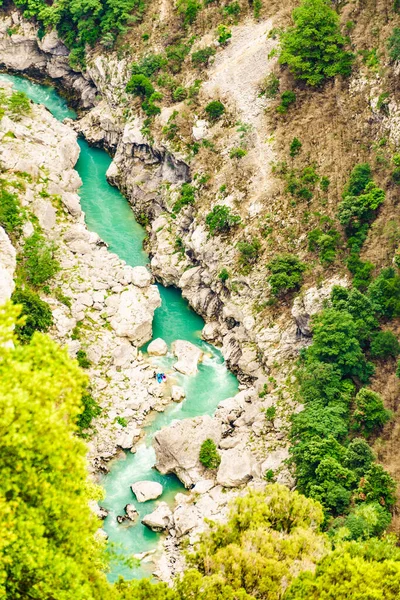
left=286, top=539, right=400, bottom=599
left=368, top=267, right=400, bottom=319
left=330, top=286, right=379, bottom=346
left=267, top=254, right=307, bottom=296
left=11, top=286, right=53, bottom=343
left=279, top=0, right=354, bottom=86
left=22, top=231, right=60, bottom=288
left=205, top=205, right=241, bottom=235
left=205, top=100, right=225, bottom=121
left=352, top=388, right=391, bottom=437
left=369, top=330, right=400, bottom=359
left=0, top=303, right=111, bottom=599
left=199, top=439, right=221, bottom=469
left=308, top=309, right=373, bottom=381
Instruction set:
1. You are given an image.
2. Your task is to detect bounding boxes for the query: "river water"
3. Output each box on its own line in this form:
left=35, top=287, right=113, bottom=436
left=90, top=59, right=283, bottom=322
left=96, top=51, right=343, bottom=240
left=0, top=73, right=239, bottom=580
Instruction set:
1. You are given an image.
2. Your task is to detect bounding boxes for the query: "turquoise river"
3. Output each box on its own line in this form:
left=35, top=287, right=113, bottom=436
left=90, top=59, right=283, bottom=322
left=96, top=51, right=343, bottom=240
left=0, top=74, right=239, bottom=581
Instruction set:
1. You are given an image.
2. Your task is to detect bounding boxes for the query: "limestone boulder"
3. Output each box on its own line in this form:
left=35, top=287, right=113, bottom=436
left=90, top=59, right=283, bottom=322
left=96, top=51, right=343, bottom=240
left=116, top=425, right=141, bottom=450
left=110, top=286, right=161, bottom=346
left=131, top=481, right=163, bottom=503
left=171, top=385, right=186, bottom=402
left=174, top=504, right=199, bottom=537
left=141, top=502, right=173, bottom=532
left=153, top=415, right=221, bottom=487
left=217, top=447, right=257, bottom=488
left=125, top=504, right=139, bottom=521
left=131, top=266, right=152, bottom=288
left=147, top=337, right=168, bottom=356
left=172, top=340, right=203, bottom=376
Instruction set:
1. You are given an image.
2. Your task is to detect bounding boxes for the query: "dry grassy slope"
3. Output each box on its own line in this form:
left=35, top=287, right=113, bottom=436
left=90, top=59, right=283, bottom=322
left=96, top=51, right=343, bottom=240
left=111, top=0, right=400, bottom=512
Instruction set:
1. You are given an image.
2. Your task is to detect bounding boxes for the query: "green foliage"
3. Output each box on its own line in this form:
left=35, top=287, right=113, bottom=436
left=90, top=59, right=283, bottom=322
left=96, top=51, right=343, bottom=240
left=11, top=287, right=53, bottom=343
left=276, top=90, right=296, bottom=113
left=205, top=100, right=225, bottom=121
left=77, top=349, right=91, bottom=369
left=253, top=0, right=263, bottom=18
left=338, top=181, right=385, bottom=233
left=172, top=86, right=187, bottom=101
left=0, top=182, right=25, bottom=237
left=131, top=54, right=166, bottom=78
left=223, top=1, right=241, bottom=17
left=259, top=73, right=280, bottom=98
left=229, top=147, right=247, bottom=159
left=76, top=391, right=102, bottom=434
left=267, top=254, right=306, bottom=296
left=308, top=309, right=374, bottom=382
left=308, top=227, right=340, bottom=264
left=199, top=439, right=221, bottom=469
left=22, top=231, right=60, bottom=288
left=177, top=0, right=201, bottom=25
left=173, top=183, right=196, bottom=213
left=369, top=330, right=400, bottom=359
left=343, top=163, right=372, bottom=197
left=388, top=27, right=400, bottom=62
left=205, top=205, right=241, bottom=235
left=126, top=73, right=154, bottom=97
left=7, top=90, right=31, bottom=120
left=217, top=24, right=232, bottom=45
left=191, top=46, right=216, bottom=67
left=392, top=166, right=400, bottom=184
left=368, top=267, right=400, bottom=318
left=279, top=0, right=354, bottom=86
left=218, top=268, right=230, bottom=281
left=0, top=303, right=110, bottom=599
left=265, top=406, right=276, bottom=420
left=289, top=137, right=302, bottom=157
left=330, top=286, right=379, bottom=346
left=188, top=485, right=327, bottom=600
left=286, top=538, right=400, bottom=599
left=352, top=388, right=391, bottom=437
left=357, top=464, right=396, bottom=508
left=237, top=237, right=261, bottom=271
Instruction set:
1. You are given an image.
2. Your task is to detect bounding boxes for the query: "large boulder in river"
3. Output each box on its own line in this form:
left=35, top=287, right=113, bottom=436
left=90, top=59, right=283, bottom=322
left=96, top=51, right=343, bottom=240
left=153, top=415, right=221, bottom=488
left=172, top=340, right=203, bottom=376
left=109, top=286, right=161, bottom=346
left=131, top=481, right=163, bottom=503
left=216, top=447, right=257, bottom=488
left=147, top=337, right=168, bottom=356
left=142, top=502, right=173, bottom=532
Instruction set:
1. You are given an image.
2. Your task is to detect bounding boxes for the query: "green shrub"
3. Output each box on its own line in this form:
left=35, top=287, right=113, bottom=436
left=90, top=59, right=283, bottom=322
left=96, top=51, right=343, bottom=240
left=142, top=91, right=163, bottom=116
left=237, top=237, right=261, bottom=270
left=356, top=464, right=396, bottom=508
left=396, top=359, right=400, bottom=378
left=205, top=100, right=225, bottom=121
left=368, top=267, right=400, bottom=318
left=265, top=406, right=276, bottom=420
left=279, top=0, right=354, bottom=86
left=338, top=182, right=385, bottom=233
left=205, top=205, right=241, bottom=235
left=223, top=1, right=241, bottom=17
left=352, top=388, right=391, bottom=437
left=392, top=167, right=400, bottom=184
left=172, top=86, right=187, bottom=101
left=369, top=330, right=400, bottom=359
left=253, top=0, right=263, bottom=18
left=22, top=232, right=60, bottom=288
left=217, top=24, right=232, bottom=45
left=267, top=254, right=306, bottom=296
left=276, top=90, right=296, bottom=113
left=173, top=183, right=196, bottom=213
left=76, top=390, right=102, bottom=435
left=345, top=438, right=375, bottom=478
left=130, top=54, right=166, bottom=78
left=126, top=74, right=154, bottom=97
left=290, top=137, right=302, bottom=157
left=219, top=268, right=229, bottom=281
left=229, top=147, right=247, bottom=159
left=177, top=0, right=201, bottom=25
left=343, top=163, right=372, bottom=197
left=199, top=439, right=221, bottom=469
left=320, top=175, right=330, bottom=191
left=191, top=46, right=216, bottom=67
left=12, top=287, right=53, bottom=343
left=76, top=349, right=91, bottom=369
left=166, top=41, right=193, bottom=73
left=330, top=286, right=379, bottom=346
left=0, top=184, right=24, bottom=237
left=388, top=27, right=400, bottom=62
left=346, top=254, right=375, bottom=291
left=8, top=91, right=31, bottom=120
left=260, top=73, right=280, bottom=98
left=116, top=416, right=128, bottom=427
left=308, top=227, right=340, bottom=264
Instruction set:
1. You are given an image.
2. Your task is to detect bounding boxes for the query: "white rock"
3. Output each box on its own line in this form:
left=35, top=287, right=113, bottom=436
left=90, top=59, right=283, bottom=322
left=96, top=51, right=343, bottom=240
left=261, top=447, right=290, bottom=474
left=142, top=502, right=173, bottom=531
left=110, top=286, right=161, bottom=346
left=172, top=340, right=203, bottom=376
left=154, top=415, right=221, bottom=488
left=201, top=321, right=220, bottom=341
left=174, top=504, right=199, bottom=537
left=217, top=448, right=257, bottom=488
left=125, top=504, right=139, bottom=521
left=131, top=481, right=163, bottom=503
left=171, top=385, right=186, bottom=402
left=147, top=337, right=168, bottom=356
left=116, top=426, right=141, bottom=449
left=192, top=119, right=208, bottom=141
left=192, top=479, right=215, bottom=494
left=131, top=266, right=152, bottom=288
left=0, top=226, right=16, bottom=303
